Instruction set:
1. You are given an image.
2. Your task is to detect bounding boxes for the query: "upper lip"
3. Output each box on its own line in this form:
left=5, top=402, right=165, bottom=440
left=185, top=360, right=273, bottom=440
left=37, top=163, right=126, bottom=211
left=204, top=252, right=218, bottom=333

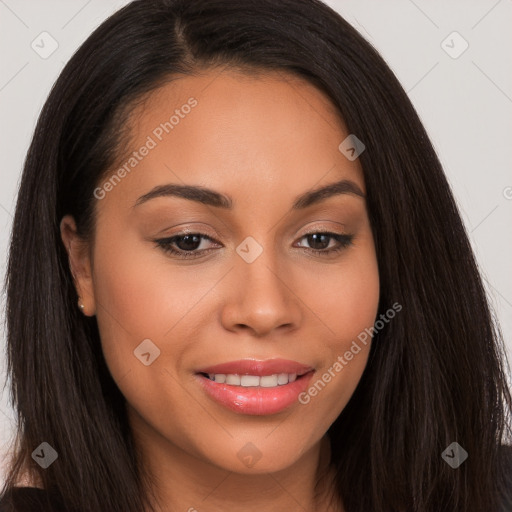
left=196, top=358, right=314, bottom=376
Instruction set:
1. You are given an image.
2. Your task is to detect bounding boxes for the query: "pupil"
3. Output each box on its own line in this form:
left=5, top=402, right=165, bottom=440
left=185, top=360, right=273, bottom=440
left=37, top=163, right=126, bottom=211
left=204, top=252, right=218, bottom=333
left=177, top=235, right=201, bottom=251
left=308, top=233, right=329, bottom=250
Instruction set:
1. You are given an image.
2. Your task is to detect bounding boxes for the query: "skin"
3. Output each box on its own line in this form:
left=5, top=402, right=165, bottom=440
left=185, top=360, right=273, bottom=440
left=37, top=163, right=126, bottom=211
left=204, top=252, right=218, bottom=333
left=61, top=68, right=380, bottom=512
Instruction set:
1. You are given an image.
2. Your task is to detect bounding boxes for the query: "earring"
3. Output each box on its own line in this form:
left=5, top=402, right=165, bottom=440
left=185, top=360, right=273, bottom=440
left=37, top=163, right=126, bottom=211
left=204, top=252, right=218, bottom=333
left=78, top=297, right=85, bottom=312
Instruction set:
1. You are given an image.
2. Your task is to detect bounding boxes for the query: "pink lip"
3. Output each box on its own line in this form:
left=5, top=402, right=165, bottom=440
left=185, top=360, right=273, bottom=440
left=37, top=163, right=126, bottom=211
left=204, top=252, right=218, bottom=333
left=196, top=358, right=314, bottom=376
left=195, top=358, right=315, bottom=415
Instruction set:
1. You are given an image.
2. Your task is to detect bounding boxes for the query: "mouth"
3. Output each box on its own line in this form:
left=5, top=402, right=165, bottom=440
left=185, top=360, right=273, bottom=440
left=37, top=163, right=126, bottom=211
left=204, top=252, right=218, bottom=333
left=195, top=359, right=315, bottom=415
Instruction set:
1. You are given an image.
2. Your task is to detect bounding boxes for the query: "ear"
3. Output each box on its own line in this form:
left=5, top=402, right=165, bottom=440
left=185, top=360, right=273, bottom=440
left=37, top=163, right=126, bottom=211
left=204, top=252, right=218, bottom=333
left=60, top=215, right=96, bottom=316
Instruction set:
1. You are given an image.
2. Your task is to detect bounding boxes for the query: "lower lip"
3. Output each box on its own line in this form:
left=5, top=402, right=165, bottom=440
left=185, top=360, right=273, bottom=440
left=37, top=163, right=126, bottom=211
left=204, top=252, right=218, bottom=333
left=196, top=371, right=315, bottom=415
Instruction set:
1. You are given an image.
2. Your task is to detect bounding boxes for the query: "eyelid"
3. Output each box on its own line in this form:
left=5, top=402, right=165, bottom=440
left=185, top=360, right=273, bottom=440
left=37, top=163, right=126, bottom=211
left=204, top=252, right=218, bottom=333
left=157, top=221, right=347, bottom=244
left=156, top=223, right=221, bottom=240
left=300, top=223, right=346, bottom=236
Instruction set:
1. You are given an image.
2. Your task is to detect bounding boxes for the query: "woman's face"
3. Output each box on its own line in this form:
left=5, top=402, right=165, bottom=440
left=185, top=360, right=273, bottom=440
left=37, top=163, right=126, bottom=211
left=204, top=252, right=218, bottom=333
left=63, top=68, right=379, bottom=475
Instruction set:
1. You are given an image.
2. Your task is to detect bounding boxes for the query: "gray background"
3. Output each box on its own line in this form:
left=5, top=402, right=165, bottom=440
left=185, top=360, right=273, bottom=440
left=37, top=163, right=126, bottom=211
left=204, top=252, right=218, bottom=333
left=1, top=0, right=511, bottom=482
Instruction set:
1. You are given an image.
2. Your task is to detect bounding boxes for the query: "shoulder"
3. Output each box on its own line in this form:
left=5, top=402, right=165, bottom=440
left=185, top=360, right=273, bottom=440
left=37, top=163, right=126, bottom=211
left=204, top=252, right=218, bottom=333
left=0, top=487, right=66, bottom=512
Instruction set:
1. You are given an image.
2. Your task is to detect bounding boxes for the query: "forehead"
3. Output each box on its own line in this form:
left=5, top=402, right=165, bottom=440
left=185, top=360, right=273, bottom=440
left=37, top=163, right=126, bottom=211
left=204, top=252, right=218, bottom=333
left=132, top=66, right=346, bottom=133
left=100, top=67, right=365, bottom=212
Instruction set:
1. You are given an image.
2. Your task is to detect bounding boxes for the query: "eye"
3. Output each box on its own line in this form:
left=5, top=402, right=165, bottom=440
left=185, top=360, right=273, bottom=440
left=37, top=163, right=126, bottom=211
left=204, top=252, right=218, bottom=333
left=155, top=233, right=219, bottom=259
left=295, top=231, right=354, bottom=256
left=154, top=231, right=354, bottom=259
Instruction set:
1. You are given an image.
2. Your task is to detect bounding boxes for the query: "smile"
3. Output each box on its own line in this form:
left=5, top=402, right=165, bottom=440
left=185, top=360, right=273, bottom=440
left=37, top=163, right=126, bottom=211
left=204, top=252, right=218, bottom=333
left=204, top=372, right=298, bottom=387
left=195, top=359, right=315, bottom=415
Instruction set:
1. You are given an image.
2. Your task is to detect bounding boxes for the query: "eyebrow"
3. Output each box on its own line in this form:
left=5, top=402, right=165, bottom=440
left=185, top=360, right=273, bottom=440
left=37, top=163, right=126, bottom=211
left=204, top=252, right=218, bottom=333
left=133, top=178, right=365, bottom=210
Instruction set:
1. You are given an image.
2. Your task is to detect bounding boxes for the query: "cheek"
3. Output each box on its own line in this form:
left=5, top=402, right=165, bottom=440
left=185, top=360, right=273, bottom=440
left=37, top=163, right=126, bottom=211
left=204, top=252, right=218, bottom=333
left=91, top=228, right=211, bottom=340
left=311, top=230, right=380, bottom=344
left=295, top=233, right=379, bottom=428
left=89, top=233, right=198, bottom=439
left=89, top=227, right=227, bottom=396
left=89, top=229, right=172, bottom=383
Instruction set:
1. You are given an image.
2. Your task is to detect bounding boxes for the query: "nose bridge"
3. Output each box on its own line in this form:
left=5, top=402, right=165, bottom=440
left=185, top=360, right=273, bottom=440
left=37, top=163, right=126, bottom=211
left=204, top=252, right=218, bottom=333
left=235, top=233, right=287, bottom=300
left=222, top=233, right=302, bottom=334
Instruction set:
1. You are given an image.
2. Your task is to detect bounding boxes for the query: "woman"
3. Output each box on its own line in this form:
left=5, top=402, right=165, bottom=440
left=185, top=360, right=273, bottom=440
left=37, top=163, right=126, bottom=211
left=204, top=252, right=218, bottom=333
left=1, top=0, right=511, bottom=510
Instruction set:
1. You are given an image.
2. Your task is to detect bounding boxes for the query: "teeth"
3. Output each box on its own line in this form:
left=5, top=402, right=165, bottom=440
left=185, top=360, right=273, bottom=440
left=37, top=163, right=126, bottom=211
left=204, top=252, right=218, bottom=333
left=205, top=373, right=298, bottom=387
left=240, top=375, right=260, bottom=387
left=260, top=375, right=278, bottom=387
left=277, top=373, right=288, bottom=385
left=225, top=374, right=241, bottom=385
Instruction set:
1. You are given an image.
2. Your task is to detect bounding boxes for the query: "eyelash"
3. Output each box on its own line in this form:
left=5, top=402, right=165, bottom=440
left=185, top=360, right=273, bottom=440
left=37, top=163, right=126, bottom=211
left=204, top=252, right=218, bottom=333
left=154, top=231, right=354, bottom=259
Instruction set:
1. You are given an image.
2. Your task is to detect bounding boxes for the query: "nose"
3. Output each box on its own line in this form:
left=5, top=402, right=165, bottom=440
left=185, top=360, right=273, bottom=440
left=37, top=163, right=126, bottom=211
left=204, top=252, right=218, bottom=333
left=220, top=244, right=303, bottom=338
